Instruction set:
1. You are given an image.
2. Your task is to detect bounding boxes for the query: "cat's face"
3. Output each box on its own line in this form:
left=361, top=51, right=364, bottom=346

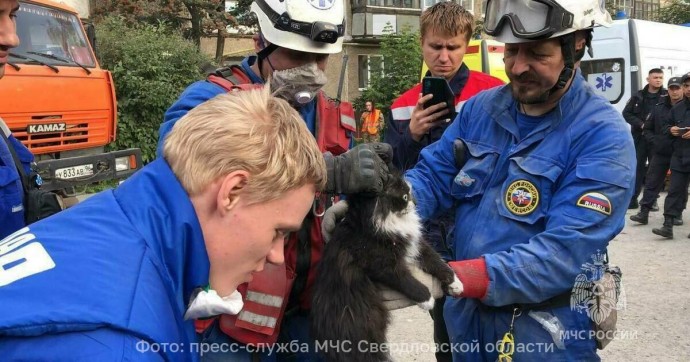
left=373, top=172, right=422, bottom=240
left=377, top=172, right=414, bottom=216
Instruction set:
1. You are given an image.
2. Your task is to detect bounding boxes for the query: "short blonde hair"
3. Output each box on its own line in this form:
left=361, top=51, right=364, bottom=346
left=163, top=86, right=326, bottom=203
left=420, top=1, right=474, bottom=43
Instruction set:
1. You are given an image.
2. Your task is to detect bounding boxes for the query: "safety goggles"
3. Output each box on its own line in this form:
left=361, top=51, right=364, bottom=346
left=484, top=0, right=574, bottom=40
left=255, top=0, right=345, bottom=44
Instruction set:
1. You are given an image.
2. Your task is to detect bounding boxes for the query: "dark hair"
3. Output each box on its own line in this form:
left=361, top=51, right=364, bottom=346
left=649, top=68, right=663, bottom=75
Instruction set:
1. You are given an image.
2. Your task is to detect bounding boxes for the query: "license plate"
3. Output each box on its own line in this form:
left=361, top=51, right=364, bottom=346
left=55, top=164, right=94, bottom=180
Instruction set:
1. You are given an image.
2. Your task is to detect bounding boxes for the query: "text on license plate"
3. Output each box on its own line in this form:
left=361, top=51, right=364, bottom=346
left=55, top=164, right=94, bottom=180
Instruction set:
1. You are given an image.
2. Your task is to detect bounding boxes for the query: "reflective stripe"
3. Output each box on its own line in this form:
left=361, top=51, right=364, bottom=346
left=341, top=114, right=356, bottom=130
left=455, top=101, right=466, bottom=113
left=245, top=291, right=283, bottom=307
left=391, top=106, right=415, bottom=121
left=238, top=310, right=278, bottom=328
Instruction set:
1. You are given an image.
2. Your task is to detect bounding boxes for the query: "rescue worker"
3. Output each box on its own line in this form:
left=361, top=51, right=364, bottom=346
left=624, top=68, right=666, bottom=209
left=157, top=0, right=392, bottom=360
left=383, top=3, right=503, bottom=360
left=652, top=74, right=690, bottom=239
left=0, top=88, right=328, bottom=361
left=326, top=0, right=635, bottom=359
left=630, top=76, right=685, bottom=226
left=0, top=0, right=33, bottom=239
left=360, top=100, right=383, bottom=142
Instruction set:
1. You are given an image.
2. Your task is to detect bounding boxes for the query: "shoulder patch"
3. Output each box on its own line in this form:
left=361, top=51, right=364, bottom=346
left=577, top=192, right=612, bottom=215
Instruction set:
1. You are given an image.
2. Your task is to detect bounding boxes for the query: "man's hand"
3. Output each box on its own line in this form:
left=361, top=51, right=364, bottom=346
left=409, top=93, right=451, bottom=142
left=324, top=143, right=393, bottom=195
left=378, top=264, right=446, bottom=311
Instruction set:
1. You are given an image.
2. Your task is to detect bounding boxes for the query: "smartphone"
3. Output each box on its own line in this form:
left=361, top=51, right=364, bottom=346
left=422, top=76, right=456, bottom=121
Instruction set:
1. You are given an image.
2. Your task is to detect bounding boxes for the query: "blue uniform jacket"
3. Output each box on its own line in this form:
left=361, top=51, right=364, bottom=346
left=0, top=159, right=210, bottom=361
left=0, top=128, right=34, bottom=239
left=405, top=71, right=635, bottom=361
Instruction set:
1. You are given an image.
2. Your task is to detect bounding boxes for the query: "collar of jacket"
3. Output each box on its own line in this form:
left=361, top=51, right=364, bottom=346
left=483, top=69, right=589, bottom=133
left=113, top=158, right=210, bottom=309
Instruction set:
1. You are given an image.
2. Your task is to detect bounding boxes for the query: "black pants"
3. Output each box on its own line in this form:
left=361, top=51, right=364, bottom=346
left=633, top=138, right=652, bottom=201
left=663, top=169, right=690, bottom=218
left=640, top=154, right=670, bottom=209
left=430, top=296, right=452, bottom=362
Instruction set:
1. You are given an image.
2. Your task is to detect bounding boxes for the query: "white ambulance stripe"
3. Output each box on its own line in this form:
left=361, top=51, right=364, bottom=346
left=238, top=310, right=277, bottom=328
left=245, top=291, right=283, bottom=307
left=391, top=106, right=414, bottom=120
left=341, top=114, right=356, bottom=130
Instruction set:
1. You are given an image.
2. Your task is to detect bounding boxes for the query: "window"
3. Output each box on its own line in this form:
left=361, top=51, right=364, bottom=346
left=368, top=0, right=420, bottom=9
left=358, top=55, right=384, bottom=89
left=581, top=58, right=625, bottom=104
left=14, top=2, right=96, bottom=67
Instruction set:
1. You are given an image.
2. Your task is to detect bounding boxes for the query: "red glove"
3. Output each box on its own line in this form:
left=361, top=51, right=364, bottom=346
left=448, top=258, right=490, bottom=299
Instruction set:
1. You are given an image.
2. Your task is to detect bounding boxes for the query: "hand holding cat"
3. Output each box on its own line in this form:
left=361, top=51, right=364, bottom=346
left=324, top=143, right=393, bottom=195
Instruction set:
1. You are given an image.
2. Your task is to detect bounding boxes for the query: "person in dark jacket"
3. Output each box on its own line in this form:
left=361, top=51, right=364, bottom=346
left=631, top=77, right=686, bottom=225
left=652, top=74, right=690, bottom=239
left=623, top=68, right=666, bottom=209
left=383, top=3, right=503, bottom=360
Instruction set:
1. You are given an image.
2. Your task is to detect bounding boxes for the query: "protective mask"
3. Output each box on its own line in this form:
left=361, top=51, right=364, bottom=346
left=270, top=63, right=328, bottom=106
left=184, top=288, right=244, bottom=320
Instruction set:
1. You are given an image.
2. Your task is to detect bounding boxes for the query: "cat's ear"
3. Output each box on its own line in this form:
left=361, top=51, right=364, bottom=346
left=217, top=171, right=249, bottom=213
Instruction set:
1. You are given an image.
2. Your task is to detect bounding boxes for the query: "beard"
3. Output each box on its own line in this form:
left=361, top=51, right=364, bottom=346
left=509, top=71, right=553, bottom=105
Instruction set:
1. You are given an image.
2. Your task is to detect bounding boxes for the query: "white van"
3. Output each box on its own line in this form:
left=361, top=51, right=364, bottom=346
left=581, top=19, right=690, bottom=113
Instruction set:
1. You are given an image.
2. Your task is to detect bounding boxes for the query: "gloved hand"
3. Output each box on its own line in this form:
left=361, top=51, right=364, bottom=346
left=321, top=200, right=348, bottom=243
left=324, top=142, right=393, bottom=195
left=378, top=264, right=446, bottom=311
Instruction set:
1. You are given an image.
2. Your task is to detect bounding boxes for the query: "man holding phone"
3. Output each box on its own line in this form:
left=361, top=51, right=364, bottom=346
left=383, top=2, right=502, bottom=361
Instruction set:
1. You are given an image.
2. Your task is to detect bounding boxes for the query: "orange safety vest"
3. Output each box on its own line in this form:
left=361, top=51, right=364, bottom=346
left=196, top=65, right=355, bottom=345
left=361, top=109, right=382, bottom=135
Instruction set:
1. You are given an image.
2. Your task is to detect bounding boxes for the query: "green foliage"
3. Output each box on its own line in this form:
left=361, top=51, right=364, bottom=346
left=354, top=25, right=422, bottom=138
left=96, top=16, right=211, bottom=163
left=657, top=0, right=690, bottom=25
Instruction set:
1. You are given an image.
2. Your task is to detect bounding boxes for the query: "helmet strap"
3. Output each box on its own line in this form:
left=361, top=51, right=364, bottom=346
left=552, top=33, right=576, bottom=91
left=256, top=33, right=279, bottom=80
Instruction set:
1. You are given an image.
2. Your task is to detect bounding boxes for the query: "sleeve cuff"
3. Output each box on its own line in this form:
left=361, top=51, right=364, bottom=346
left=449, top=258, right=489, bottom=299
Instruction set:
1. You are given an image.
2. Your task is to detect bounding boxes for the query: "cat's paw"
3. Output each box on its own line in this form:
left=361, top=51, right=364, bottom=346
left=446, top=275, right=464, bottom=297
left=417, top=296, right=435, bottom=310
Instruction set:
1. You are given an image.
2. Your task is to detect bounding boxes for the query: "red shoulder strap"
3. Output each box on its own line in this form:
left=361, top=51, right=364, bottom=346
left=207, top=65, right=256, bottom=92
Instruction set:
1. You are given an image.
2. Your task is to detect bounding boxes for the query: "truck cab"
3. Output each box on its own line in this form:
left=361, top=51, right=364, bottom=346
left=0, top=0, right=140, bottom=192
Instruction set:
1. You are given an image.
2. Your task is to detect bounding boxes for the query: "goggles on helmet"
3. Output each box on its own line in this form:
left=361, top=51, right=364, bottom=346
left=484, top=0, right=574, bottom=40
left=254, top=0, right=345, bottom=44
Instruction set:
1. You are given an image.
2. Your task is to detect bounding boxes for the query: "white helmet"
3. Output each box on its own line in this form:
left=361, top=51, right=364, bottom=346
left=484, top=0, right=612, bottom=44
left=251, top=0, right=345, bottom=54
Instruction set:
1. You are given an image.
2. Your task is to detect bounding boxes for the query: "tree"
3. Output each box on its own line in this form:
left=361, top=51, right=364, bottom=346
left=355, top=25, right=422, bottom=139
left=93, top=0, right=239, bottom=55
left=96, top=16, right=212, bottom=162
left=657, top=0, right=690, bottom=25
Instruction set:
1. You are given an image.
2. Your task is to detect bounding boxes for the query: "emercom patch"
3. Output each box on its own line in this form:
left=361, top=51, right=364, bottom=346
left=577, top=192, right=611, bottom=215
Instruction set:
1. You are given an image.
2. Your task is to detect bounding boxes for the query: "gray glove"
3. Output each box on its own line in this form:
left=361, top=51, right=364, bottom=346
left=321, top=200, right=348, bottom=243
left=324, top=143, right=393, bottom=195
left=379, top=264, right=446, bottom=311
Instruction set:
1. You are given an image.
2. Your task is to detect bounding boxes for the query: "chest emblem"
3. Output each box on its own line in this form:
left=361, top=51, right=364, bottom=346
left=504, top=180, right=539, bottom=215
left=577, top=192, right=612, bottom=215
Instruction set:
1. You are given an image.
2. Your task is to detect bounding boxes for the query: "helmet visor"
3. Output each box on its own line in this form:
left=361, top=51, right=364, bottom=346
left=484, top=0, right=573, bottom=40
